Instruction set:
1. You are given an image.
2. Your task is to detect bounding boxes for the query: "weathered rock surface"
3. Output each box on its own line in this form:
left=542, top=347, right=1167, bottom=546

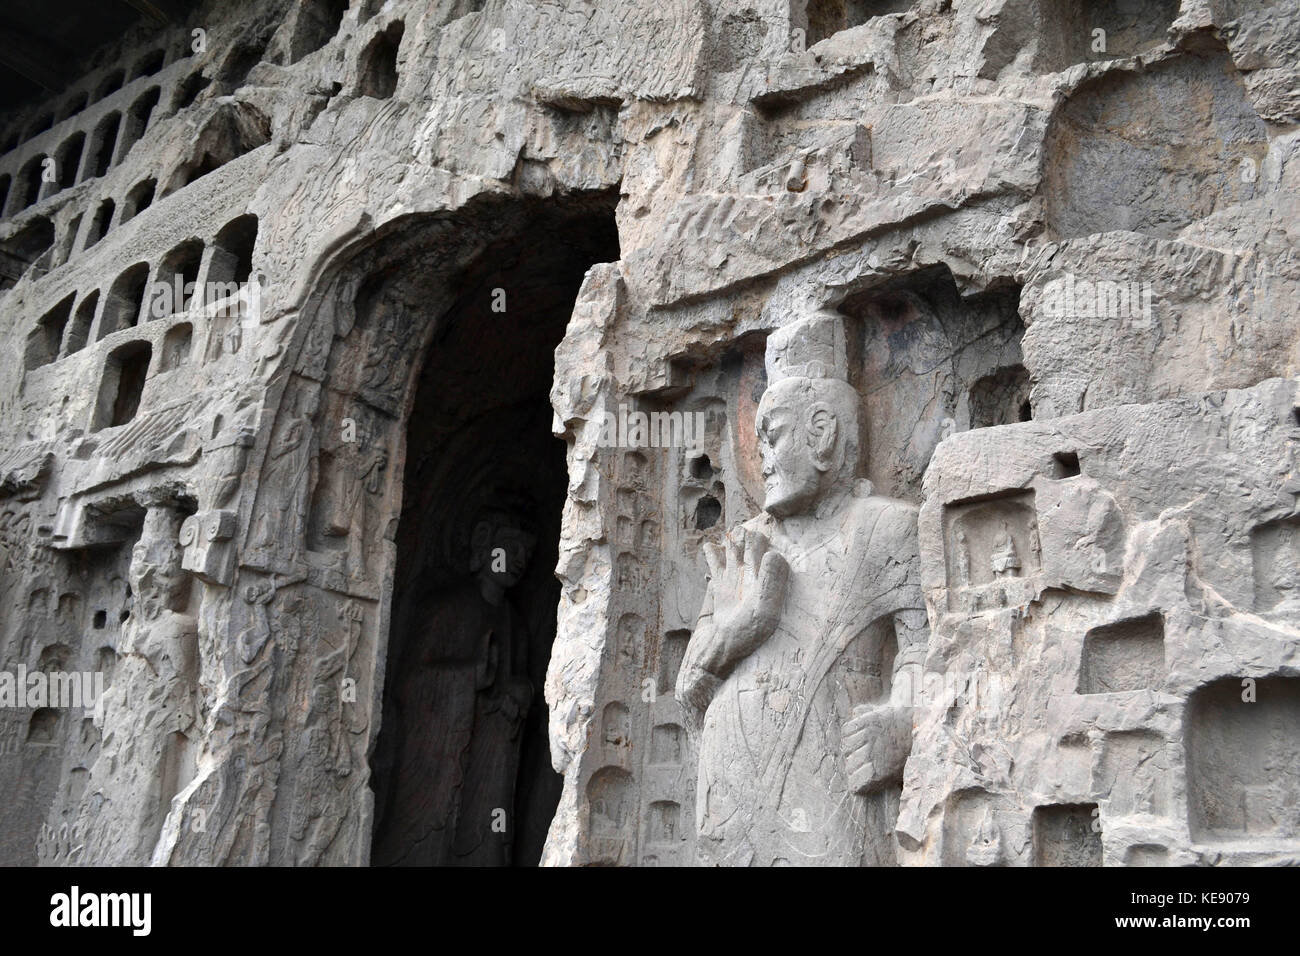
left=0, top=0, right=1294, bottom=866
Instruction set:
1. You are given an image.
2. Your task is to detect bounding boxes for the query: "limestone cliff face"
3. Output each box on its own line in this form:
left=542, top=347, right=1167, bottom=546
left=0, top=0, right=1295, bottom=866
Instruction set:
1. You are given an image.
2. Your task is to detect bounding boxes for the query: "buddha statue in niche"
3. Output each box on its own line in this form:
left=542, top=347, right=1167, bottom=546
left=74, top=504, right=198, bottom=866
left=677, top=312, right=928, bottom=867
left=372, top=509, right=536, bottom=866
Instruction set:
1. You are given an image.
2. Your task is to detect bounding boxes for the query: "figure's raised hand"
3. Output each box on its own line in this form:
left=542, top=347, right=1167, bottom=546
left=697, top=527, right=789, bottom=674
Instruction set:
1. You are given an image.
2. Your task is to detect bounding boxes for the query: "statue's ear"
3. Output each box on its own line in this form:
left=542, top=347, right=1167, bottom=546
left=806, top=403, right=839, bottom=471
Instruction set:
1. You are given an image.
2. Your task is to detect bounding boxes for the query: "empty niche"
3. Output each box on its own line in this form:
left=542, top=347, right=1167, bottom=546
left=1077, top=613, right=1164, bottom=694
left=1051, top=450, right=1081, bottom=478
left=27, top=708, right=60, bottom=745
left=115, top=87, right=161, bottom=161
left=162, top=104, right=271, bottom=196
left=120, top=178, right=156, bottom=223
left=694, top=495, right=721, bottom=530
left=646, top=801, right=681, bottom=844
left=1250, top=516, right=1300, bottom=613
left=357, top=21, right=403, bottom=99
left=981, top=0, right=1179, bottom=77
left=130, top=49, right=166, bottom=80
left=216, top=27, right=275, bottom=94
left=286, top=0, right=350, bottom=64
left=93, top=340, right=152, bottom=431
left=969, top=364, right=1031, bottom=428
left=658, top=629, right=690, bottom=695
left=57, top=92, right=88, bottom=122
left=0, top=174, right=9, bottom=215
left=0, top=216, right=54, bottom=288
left=602, top=701, right=631, bottom=749
left=24, top=293, right=76, bottom=370
left=98, top=262, right=150, bottom=337
left=54, top=132, right=85, bottom=191
left=15, top=155, right=44, bottom=210
left=85, top=112, right=121, bottom=180
left=942, top=490, right=1040, bottom=608
left=153, top=239, right=204, bottom=317
left=650, top=723, right=683, bottom=765
left=1032, top=803, right=1102, bottom=866
left=172, top=72, right=211, bottom=111
left=96, top=646, right=118, bottom=686
left=63, top=292, right=98, bottom=356
left=1124, top=844, right=1169, bottom=866
left=85, top=198, right=114, bottom=248
left=207, top=214, right=258, bottom=292
left=1043, top=52, right=1267, bottom=240
left=798, top=0, right=911, bottom=47
left=93, top=69, right=125, bottom=103
left=1185, top=677, right=1300, bottom=842
left=56, top=213, right=82, bottom=266
left=159, top=323, right=193, bottom=372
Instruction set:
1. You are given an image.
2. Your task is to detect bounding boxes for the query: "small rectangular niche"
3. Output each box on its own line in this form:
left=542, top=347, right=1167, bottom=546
left=25, top=293, right=76, bottom=370
left=1052, top=450, right=1081, bottom=478
left=658, top=629, right=690, bottom=695
left=1032, top=803, right=1102, bottom=866
left=1077, top=612, right=1165, bottom=694
left=93, top=340, right=152, bottom=430
left=1186, top=676, right=1300, bottom=843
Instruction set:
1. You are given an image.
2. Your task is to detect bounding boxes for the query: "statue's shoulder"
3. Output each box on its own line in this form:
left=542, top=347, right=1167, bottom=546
left=848, top=482, right=919, bottom=544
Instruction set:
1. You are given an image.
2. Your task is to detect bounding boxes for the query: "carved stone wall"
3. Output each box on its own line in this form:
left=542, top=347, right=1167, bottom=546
left=0, top=0, right=1297, bottom=866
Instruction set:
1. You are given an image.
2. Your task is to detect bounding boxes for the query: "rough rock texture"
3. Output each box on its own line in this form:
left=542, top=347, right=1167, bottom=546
left=0, top=0, right=1296, bottom=866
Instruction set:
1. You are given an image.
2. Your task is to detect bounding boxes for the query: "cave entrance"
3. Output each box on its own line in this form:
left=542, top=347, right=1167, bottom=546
left=369, top=202, right=619, bottom=866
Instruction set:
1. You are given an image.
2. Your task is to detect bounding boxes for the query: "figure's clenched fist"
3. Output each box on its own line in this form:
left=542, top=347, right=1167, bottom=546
left=843, top=703, right=913, bottom=795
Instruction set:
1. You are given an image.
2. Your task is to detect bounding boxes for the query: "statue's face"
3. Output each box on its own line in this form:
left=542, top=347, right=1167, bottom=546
left=757, top=395, right=822, bottom=517
left=473, top=523, right=536, bottom=589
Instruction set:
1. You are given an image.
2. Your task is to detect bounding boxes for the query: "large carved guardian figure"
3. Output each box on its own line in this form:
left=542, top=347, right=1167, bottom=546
left=677, top=313, right=927, bottom=866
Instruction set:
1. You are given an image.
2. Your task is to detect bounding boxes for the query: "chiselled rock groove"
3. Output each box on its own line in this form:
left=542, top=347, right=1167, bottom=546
left=0, top=0, right=1297, bottom=868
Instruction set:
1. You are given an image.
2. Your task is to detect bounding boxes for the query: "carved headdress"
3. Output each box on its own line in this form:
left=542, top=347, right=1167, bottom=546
left=760, top=310, right=864, bottom=481
left=764, top=311, right=850, bottom=386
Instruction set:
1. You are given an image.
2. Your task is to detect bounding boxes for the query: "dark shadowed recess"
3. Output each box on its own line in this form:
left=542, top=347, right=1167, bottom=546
left=370, top=198, right=620, bottom=866
left=0, top=1, right=206, bottom=116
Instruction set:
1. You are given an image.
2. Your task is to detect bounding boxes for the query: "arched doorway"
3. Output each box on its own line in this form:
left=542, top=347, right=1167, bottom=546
left=366, top=198, right=619, bottom=865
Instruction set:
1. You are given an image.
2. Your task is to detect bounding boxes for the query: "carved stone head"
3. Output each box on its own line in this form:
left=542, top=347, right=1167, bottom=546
left=469, top=512, right=537, bottom=590
left=756, top=313, right=860, bottom=518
